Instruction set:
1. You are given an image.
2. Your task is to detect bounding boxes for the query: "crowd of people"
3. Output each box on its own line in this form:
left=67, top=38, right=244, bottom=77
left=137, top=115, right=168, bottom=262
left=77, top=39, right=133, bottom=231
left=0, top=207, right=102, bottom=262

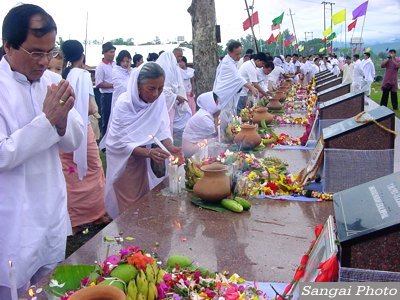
left=0, top=3, right=399, bottom=299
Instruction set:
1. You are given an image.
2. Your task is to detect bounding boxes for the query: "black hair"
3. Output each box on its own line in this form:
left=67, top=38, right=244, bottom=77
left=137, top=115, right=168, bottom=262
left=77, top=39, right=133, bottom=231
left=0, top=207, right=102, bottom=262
left=227, top=41, right=242, bottom=52
left=389, top=49, right=396, bottom=54
left=0, top=46, right=5, bottom=60
left=158, top=50, right=165, bottom=56
left=265, top=54, right=274, bottom=62
left=353, top=54, right=360, bottom=59
left=285, top=54, right=292, bottom=58
left=147, top=52, right=159, bottom=62
left=212, top=92, right=219, bottom=102
left=345, top=56, right=351, bottom=60
left=181, top=56, right=188, bottom=64
left=2, top=4, right=57, bottom=49
left=264, top=61, right=275, bottom=70
left=253, top=52, right=268, bottom=63
left=116, top=50, right=132, bottom=66
left=292, top=53, right=299, bottom=58
left=245, top=48, right=254, bottom=55
left=132, top=54, right=143, bottom=67
left=364, top=52, right=370, bottom=58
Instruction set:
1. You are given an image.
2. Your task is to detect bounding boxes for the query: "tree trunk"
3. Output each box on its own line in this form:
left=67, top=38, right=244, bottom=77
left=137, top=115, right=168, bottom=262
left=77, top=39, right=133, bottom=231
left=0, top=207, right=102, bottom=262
left=188, top=0, right=219, bottom=98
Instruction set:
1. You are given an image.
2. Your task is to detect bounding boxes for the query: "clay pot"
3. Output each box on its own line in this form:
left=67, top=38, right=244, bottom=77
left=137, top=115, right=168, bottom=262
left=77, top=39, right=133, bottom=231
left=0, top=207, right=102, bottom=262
left=233, top=124, right=262, bottom=150
left=69, top=285, right=126, bottom=300
left=274, top=92, right=286, bottom=102
left=252, top=107, right=274, bottom=125
left=193, top=163, right=231, bottom=202
left=267, top=98, right=282, bottom=110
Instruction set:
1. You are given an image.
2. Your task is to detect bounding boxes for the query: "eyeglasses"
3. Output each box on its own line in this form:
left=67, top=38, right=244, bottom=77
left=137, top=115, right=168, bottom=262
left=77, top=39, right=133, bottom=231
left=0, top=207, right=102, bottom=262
left=19, top=46, right=59, bottom=60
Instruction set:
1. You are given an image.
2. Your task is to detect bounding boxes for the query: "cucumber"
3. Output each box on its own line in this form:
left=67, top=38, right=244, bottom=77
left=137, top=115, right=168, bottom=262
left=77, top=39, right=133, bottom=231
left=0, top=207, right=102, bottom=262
left=234, top=196, right=251, bottom=210
left=221, top=199, right=243, bottom=213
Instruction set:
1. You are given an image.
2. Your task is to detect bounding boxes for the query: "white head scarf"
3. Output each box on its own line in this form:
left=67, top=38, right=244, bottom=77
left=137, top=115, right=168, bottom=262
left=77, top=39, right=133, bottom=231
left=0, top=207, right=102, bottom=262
left=273, top=56, right=284, bottom=67
left=197, top=91, right=218, bottom=115
left=105, top=62, right=171, bottom=218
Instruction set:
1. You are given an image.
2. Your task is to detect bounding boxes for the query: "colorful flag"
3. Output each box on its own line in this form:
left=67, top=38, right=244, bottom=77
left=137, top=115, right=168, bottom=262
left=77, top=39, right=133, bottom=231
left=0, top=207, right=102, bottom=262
left=271, top=24, right=280, bottom=31
left=347, top=19, right=357, bottom=31
left=284, top=40, right=291, bottom=47
left=272, top=12, right=284, bottom=25
left=294, top=44, right=298, bottom=49
left=327, top=32, right=336, bottom=41
left=243, top=11, right=259, bottom=31
left=319, top=47, right=325, bottom=53
left=327, top=46, right=332, bottom=53
left=332, top=9, right=346, bottom=25
left=362, top=47, right=366, bottom=52
left=353, top=47, right=357, bottom=52
left=285, top=34, right=295, bottom=43
left=366, top=47, right=371, bottom=52
left=267, top=33, right=275, bottom=44
left=352, top=1, right=368, bottom=20
left=275, top=32, right=282, bottom=42
left=298, top=45, right=305, bottom=52
left=322, top=38, right=328, bottom=44
left=323, top=26, right=332, bottom=37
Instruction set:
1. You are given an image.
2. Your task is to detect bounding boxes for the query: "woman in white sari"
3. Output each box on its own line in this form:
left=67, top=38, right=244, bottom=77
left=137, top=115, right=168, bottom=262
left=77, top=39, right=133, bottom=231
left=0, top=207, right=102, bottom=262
left=105, top=62, right=183, bottom=218
left=182, top=92, right=220, bottom=157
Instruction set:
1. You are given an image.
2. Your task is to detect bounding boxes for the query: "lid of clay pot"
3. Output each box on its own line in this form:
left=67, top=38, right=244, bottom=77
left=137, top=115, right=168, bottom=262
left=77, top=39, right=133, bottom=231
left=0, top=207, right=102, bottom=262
left=255, top=107, right=268, bottom=112
left=69, top=285, right=126, bottom=300
left=240, top=123, right=257, bottom=129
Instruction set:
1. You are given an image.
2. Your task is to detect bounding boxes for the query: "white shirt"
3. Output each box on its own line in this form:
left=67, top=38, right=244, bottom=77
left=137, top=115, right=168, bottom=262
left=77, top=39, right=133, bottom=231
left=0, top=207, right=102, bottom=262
left=268, top=66, right=285, bottom=86
left=95, top=60, right=115, bottom=93
left=238, top=59, right=259, bottom=96
left=213, top=54, right=246, bottom=110
left=0, top=58, right=84, bottom=288
left=180, top=67, right=195, bottom=93
left=362, top=58, right=376, bottom=83
left=352, top=60, right=364, bottom=84
left=342, top=63, right=354, bottom=85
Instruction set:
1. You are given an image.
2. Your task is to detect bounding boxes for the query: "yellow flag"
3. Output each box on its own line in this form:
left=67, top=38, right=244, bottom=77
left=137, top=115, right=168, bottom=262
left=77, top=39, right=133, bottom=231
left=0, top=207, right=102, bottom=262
left=323, top=26, right=332, bottom=37
left=298, top=45, right=304, bottom=52
left=332, top=9, right=346, bottom=25
left=319, top=47, right=325, bottom=53
left=366, top=47, right=371, bottom=52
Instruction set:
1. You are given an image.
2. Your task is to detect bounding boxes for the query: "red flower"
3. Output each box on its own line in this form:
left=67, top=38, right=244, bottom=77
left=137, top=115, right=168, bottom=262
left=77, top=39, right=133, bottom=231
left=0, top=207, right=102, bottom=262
left=126, top=251, right=154, bottom=270
left=294, top=268, right=305, bottom=281
left=300, top=254, right=309, bottom=266
left=314, top=224, right=324, bottom=238
left=266, top=181, right=279, bottom=194
left=315, top=255, right=339, bottom=282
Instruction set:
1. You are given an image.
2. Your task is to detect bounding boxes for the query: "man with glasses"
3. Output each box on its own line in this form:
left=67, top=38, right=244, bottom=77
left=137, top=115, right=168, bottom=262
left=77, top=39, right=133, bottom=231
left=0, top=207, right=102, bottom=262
left=0, top=4, right=84, bottom=298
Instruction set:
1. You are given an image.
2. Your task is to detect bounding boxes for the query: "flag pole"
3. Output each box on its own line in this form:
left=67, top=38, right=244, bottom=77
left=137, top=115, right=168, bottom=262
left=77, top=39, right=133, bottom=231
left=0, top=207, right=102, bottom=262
left=84, top=11, right=88, bottom=59
left=344, top=19, right=347, bottom=55
left=244, top=0, right=259, bottom=52
left=289, top=8, right=299, bottom=54
left=359, top=10, right=367, bottom=54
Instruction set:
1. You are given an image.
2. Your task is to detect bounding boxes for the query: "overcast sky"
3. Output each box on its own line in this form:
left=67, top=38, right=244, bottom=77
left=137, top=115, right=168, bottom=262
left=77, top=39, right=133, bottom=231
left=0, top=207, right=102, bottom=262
left=1, top=0, right=399, bottom=45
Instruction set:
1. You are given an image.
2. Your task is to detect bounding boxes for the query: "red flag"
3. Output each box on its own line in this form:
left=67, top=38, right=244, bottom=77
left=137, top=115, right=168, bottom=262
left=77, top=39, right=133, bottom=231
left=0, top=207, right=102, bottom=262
left=352, top=47, right=357, bottom=52
left=327, top=46, right=332, bottom=53
left=271, top=24, right=280, bottom=31
left=284, top=40, right=291, bottom=47
left=243, top=11, right=259, bottom=31
left=348, top=19, right=357, bottom=31
left=274, top=32, right=281, bottom=42
left=321, top=38, right=328, bottom=44
left=362, top=47, right=366, bottom=52
left=267, top=33, right=275, bottom=45
left=294, top=44, right=298, bottom=49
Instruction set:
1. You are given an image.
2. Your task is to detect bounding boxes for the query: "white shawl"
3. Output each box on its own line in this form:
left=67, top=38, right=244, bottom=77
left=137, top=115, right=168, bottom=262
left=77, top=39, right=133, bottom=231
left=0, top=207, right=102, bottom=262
left=66, top=68, right=92, bottom=180
left=213, top=54, right=246, bottom=110
left=105, top=64, right=171, bottom=218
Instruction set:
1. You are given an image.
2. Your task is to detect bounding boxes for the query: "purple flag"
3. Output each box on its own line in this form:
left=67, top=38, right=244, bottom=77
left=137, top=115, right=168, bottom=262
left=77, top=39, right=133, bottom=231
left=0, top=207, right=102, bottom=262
left=352, top=1, right=368, bottom=20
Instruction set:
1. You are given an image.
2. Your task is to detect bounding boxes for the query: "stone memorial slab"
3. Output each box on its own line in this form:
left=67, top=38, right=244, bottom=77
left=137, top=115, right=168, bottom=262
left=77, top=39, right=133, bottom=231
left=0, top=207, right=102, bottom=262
left=317, top=83, right=351, bottom=102
left=315, top=70, right=331, bottom=78
left=316, top=74, right=338, bottom=86
left=334, top=172, right=400, bottom=272
left=319, top=92, right=364, bottom=120
left=316, top=77, right=343, bottom=93
left=323, top=106, right=395, bottom=150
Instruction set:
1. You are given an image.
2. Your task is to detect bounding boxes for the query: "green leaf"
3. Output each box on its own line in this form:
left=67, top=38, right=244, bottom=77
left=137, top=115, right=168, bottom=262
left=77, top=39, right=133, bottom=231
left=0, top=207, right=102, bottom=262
left=190, top=196, right=227, bottom=212
left=45, top=265, right=96, bottom=297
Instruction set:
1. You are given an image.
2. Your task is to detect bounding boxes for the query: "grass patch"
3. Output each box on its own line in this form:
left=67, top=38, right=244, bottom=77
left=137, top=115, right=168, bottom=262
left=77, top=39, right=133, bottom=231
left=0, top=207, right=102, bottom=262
left=370, top=82, right=400, bottom=118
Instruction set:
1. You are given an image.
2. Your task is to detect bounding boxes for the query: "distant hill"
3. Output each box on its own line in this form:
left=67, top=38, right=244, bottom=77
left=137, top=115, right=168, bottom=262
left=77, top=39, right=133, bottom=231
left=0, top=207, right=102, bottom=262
left=331, top=40, right=400, bottom=54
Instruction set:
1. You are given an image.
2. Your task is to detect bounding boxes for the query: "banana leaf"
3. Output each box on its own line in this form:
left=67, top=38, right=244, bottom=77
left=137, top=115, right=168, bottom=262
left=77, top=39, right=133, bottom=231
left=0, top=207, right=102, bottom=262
left=45, top=265, right=97, bottom=297
left=190, top=196, right=227, bottom=212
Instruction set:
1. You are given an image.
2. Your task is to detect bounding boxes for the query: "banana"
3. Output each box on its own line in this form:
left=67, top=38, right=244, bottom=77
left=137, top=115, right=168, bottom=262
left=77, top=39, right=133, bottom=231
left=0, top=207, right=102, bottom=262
left=137, top=292, right=146, bottom=300
left=147, top=281, right=158, bottom=300
left=127, top=280, right=138, bottom=300
left=136, top=270, right=148, bottom=298
left=193, top=164, right=204, bottom=178
left=145, top=263, right=156, bottom=283
left=156, top=269, right=166, bottom=284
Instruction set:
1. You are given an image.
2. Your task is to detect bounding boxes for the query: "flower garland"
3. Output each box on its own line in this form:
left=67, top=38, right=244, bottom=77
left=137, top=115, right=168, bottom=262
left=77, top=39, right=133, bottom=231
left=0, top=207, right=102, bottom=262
left=276, top=225, right=339, bottom=300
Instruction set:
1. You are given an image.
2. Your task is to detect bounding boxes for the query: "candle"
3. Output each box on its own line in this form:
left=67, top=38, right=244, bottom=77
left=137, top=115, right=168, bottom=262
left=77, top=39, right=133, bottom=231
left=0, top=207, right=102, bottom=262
left=8, top=260, right=18, bottom=300
left=178, top=164, right=186, bottom=191
left=148, top=135, right=172, bottom=156
left=168, top=158, right=179, bottom=194
left=217, top=121, right=222, bottom=143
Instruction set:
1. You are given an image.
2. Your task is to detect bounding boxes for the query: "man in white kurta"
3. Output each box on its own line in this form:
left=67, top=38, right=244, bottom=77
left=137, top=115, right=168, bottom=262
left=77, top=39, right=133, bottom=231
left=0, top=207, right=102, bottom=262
left=213, top=41, right=258, bottom=136
left=0, top=4, right=84, bottom=298
left=362, top=52, right=376, bottom=96
left=342, top=56, right=354, bottom=85
left=351, top=54, right=366, bottom=94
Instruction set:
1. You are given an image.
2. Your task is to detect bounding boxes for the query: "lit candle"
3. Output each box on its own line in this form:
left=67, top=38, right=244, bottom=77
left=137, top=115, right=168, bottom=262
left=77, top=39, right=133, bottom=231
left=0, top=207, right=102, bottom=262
left=148, top=135, right=172, bottom=156
left=8, top=260, right=18, bottom=300
left=168, top=158, right=179, bottom=194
